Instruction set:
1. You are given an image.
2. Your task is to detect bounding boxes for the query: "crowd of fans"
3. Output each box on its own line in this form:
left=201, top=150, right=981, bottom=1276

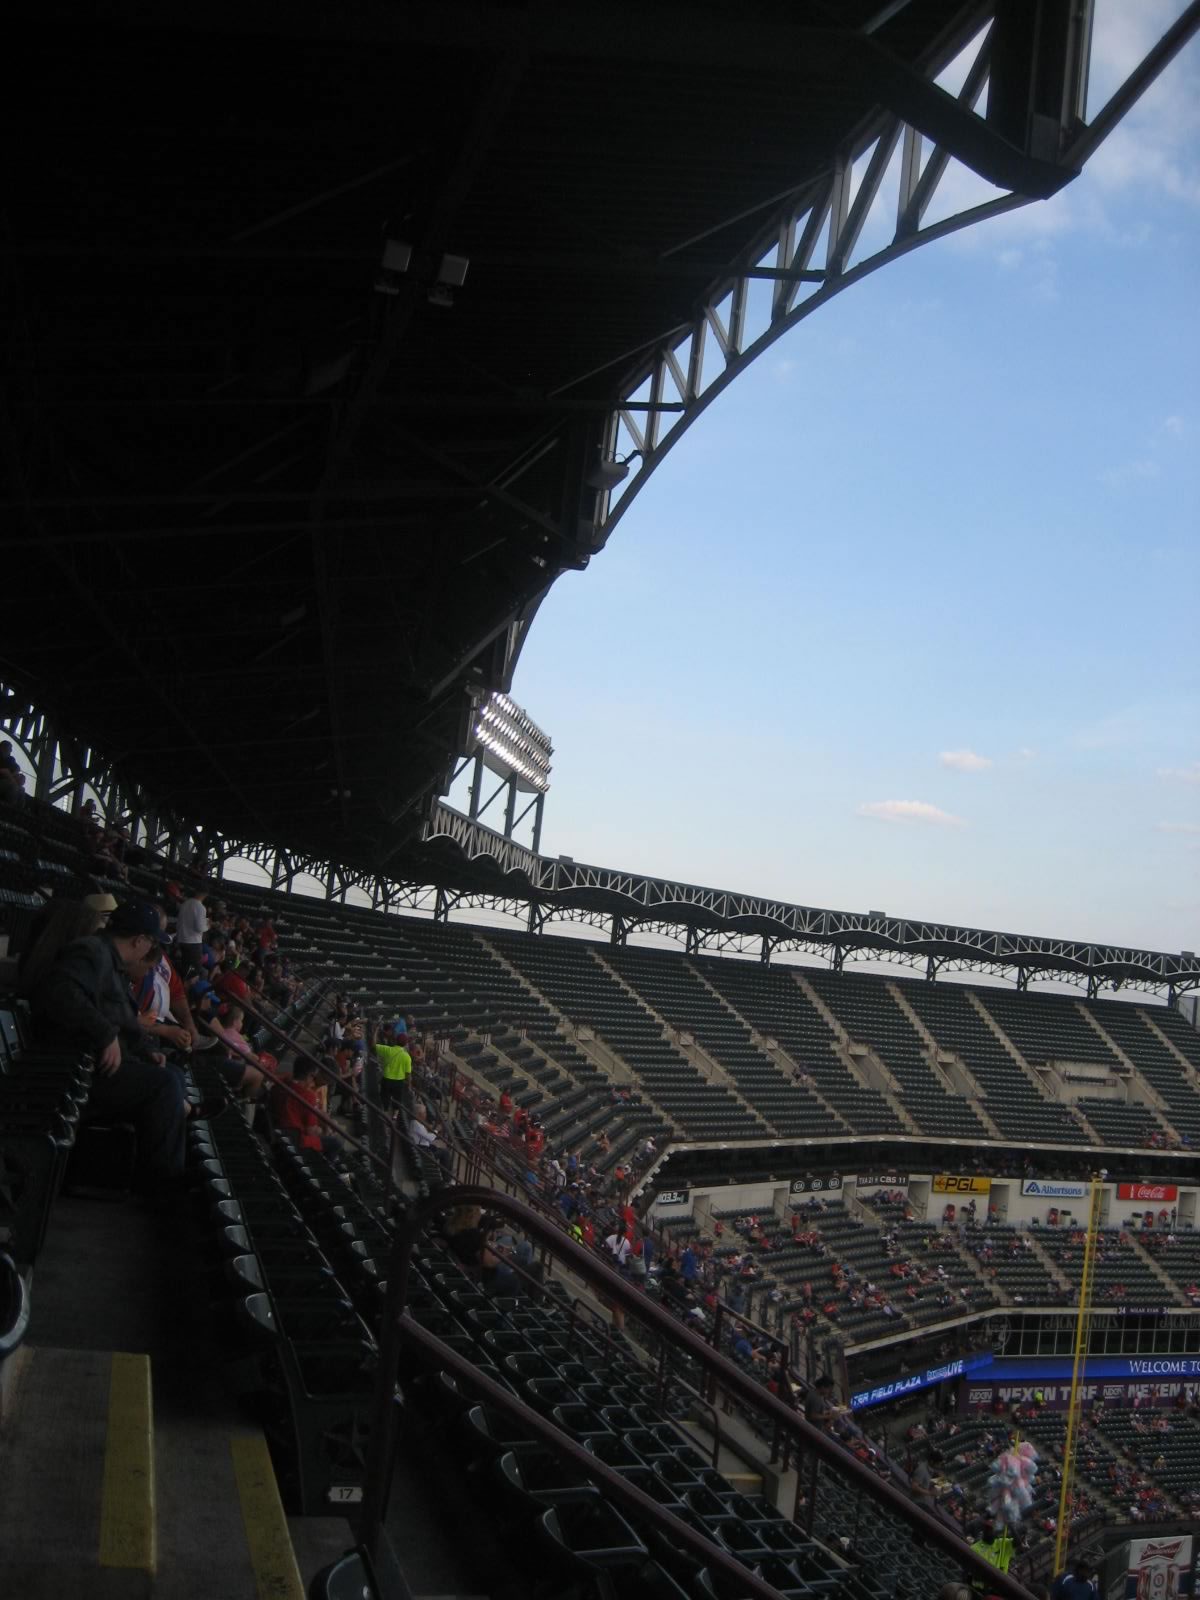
left=14, top=872, right=311, bottom=1194
left=6, top=787, right=1200, bottom=1586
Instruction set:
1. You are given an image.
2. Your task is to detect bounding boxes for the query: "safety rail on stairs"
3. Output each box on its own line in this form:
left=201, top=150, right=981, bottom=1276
left=355, top=1182, right=1039, bottom=1600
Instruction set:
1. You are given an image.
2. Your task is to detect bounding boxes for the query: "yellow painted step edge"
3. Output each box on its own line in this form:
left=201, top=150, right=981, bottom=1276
left=98, top=1351, right=156, bottom=1572
left=231, top=1433, right=305, bottom=1600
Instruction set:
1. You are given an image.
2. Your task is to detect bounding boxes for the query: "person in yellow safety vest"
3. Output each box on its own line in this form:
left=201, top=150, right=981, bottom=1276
left=370, top=1020, right=411, bottom=1116
left=971, top=1526, right=1014, bottom=1575
left=569, top=1221, right=584, bottom=1245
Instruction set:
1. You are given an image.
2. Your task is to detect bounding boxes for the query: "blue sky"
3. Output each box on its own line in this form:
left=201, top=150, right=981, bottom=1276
left=472, top=3, right=1200, bottom=957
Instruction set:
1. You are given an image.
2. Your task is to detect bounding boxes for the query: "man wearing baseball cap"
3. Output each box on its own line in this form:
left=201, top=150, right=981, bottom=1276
left=30, top=899, right=188, bottom=1186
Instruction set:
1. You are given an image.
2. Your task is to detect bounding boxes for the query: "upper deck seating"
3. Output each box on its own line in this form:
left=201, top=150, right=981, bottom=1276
left=697, top=959, right=905, bottom=1136
left=903, top=983, right=1088, bottom=1145
left=492, top=933, right=765, bottom=1142
left=606, top=944, right=843, bottom=1142
left=806, top=972, right=988, bottom=1141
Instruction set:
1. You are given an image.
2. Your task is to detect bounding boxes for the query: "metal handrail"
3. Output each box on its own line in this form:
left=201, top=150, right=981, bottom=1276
left=357, top=1183, right=1038, bottom=1600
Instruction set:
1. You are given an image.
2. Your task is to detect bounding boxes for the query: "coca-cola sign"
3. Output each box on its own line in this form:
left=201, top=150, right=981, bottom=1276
left=1117, top=1183, right=1178, bottom=1203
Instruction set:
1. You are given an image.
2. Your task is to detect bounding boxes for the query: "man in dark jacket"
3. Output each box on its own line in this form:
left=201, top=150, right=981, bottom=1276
left=31, top=900, right=187, bottom=1184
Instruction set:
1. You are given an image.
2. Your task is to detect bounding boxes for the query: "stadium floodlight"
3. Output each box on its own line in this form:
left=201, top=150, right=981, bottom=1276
left=470, top=690, right=552, bottom=795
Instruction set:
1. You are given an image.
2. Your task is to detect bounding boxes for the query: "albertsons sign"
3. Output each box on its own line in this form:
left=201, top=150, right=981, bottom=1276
left=1020, top=1179, right=1089, bottom=1199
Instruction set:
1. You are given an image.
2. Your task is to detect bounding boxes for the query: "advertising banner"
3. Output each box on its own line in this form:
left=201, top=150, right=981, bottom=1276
left=1117, top=1183, right=1178, bottom=1203
left=963, top=1377, right=1195, bottom=1411
left=1125, top=1536, right=1193, bottom=1600
left=1020, top=1179, right=1089, bottom=1199
left=851, top=1354, right=990, bottom=1411
left=964, top=1354, right=1200, bottom=1381
left=653, top=1189, right=690, bottom=1208
left=933, top=1174, right=991, bottom=1195
left=854, top=1172, right=908, bottom=1189
left=789, top=1175, right=843, bottom=1194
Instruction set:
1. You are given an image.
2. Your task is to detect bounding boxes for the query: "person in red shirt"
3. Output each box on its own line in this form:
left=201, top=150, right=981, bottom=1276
left=274, top=1058, right=337, bottom=1154
left=498, top=1089, right=513, bottom=1117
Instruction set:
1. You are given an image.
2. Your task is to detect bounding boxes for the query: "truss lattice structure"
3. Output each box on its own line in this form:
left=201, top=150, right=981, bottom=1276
left=3, top=682, right=1195, bottom=998
left=421, top=804, right=1200, bottom=998
left=589, top=4, right=1200, bottom=554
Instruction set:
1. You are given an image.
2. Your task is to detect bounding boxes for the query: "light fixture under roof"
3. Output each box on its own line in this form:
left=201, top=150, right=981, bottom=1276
left=470, top=690, right=552, bottom=793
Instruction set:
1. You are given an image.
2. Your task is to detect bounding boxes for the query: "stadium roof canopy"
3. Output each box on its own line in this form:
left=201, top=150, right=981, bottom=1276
left=4, top=1, right=1197, bottom=879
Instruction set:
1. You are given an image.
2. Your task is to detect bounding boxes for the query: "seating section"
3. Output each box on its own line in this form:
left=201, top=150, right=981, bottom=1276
left=1131, top=1231, right=1200, bottom=1302
left=1036, top=1228, right=1170, bottom=1306
left=697, top=959, right=905, bottom=1135
left=193, top=1101, right=379, bottom=1513
left=492, top=933, right=765, bottom=1142
left=805, top=972, right=987, bottom=1140
left=902, top=983, right=1088, bottom=1144
left=1075, top=1097, right=1162, bottom=1148
left=1013, top=1408, right=1174, bottom=1526
left=333, top=914, right=669, bottom=1170
left=1149, top=1004, right=1200, bottom=1077
left=975, top=988, right=1119, bottom=1070
left=719, top=1200, right=997, bottom=1344
left=962, top=1224, right=1063, bottom=1304
left=1095, top=1002, right=1200, bottom=1144
left=604, top=944, right=843, bottom=1141
left=399, top=1231, right=960, bottom=1600
left=1093, top=1410, right=1200, bottom=1519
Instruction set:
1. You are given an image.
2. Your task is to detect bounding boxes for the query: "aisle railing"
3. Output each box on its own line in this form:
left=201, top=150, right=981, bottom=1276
left=356, top=1182, right=1039, bottom=1600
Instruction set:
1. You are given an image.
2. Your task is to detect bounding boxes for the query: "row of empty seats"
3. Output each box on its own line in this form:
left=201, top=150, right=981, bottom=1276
left=806, top=971, right=988, bottom=1141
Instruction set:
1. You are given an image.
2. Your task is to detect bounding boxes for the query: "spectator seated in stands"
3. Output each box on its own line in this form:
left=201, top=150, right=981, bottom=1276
left=408, top=1101, right=453, bottom=1178
left=442, top=1204, right=517, bottom=1296
left=198, top=1001, right=266, bottom=1100
left=29, top=899, right=190, bottom=1188
left=272, top=1056, right=339, bottom=1156
left=129, top=935, right=209, bottom=1057
left=18, top=897, right=109, bottom=994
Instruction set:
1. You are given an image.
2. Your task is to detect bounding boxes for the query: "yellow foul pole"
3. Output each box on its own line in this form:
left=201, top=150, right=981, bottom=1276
left=1053, top=1172, right=1104, bottom=1576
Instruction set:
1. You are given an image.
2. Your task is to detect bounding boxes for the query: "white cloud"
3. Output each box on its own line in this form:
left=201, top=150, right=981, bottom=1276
left=1015, top=747, right=1037, bottom=762
left=1156, top=822, right=1200, bottom=835
left=1100, top=456, right=1161, bottom=488
left=939, top=748, right=992, bottom=774
left=937, top=4, right=1200, bottom=281
left=857, top=800, right=965, bottom=827
left=1158, top=762, right=1200, bottom=784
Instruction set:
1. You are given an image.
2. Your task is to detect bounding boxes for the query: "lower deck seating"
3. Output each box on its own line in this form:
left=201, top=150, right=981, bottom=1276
left=962, top=1224, right=1062, bottom=1304
left=1036, top=1228, right=1170, bottom=1306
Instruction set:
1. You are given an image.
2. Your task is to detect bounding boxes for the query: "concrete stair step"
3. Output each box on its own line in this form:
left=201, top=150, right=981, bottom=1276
left=0, top=1345, right=311, bottom=1600
left=0, top=1345, right=156, bottom=1599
